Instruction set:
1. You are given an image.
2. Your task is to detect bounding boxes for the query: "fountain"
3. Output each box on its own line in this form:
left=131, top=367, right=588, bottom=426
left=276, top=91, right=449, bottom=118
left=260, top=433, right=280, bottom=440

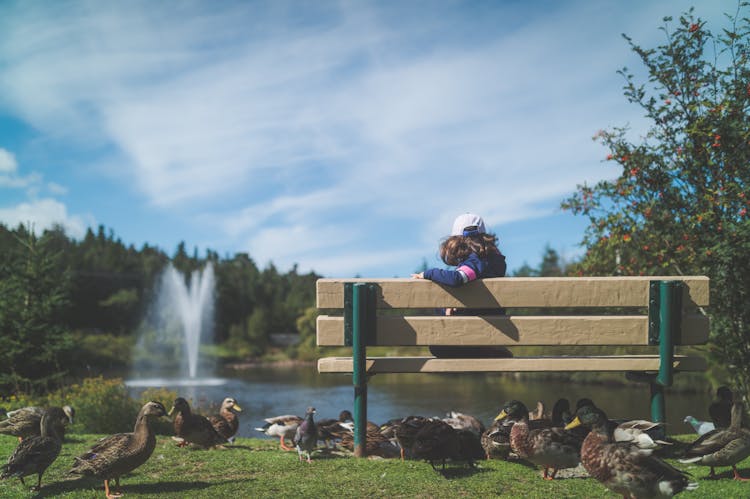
left=126, top=262, right=225, bottom=388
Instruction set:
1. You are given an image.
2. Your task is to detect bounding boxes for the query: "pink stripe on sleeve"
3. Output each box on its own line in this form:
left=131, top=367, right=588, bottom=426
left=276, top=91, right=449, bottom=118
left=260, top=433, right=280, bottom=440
left=457, top=265, right=477, bottom=281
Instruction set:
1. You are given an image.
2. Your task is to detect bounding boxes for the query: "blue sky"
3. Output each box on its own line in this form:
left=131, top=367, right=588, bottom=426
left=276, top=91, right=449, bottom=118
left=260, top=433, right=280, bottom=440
left=0, top=0, right=728, bottom=277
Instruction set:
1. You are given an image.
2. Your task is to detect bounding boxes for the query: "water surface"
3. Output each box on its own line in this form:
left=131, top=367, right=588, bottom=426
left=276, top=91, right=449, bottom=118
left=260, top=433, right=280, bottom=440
left=126, top=365, right=713, bottom=439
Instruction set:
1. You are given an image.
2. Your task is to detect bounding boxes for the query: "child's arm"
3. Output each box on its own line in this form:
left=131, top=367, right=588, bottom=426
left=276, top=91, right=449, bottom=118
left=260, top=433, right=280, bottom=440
left=413, top=254, right=482, bottom=287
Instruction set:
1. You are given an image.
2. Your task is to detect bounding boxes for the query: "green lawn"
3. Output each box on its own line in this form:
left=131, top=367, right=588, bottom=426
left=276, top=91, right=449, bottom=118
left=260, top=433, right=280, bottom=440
left=0, top=433, right=747, bottom=498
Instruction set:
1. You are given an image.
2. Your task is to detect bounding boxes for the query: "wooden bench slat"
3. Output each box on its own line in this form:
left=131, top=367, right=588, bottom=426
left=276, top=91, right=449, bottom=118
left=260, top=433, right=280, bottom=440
left=316, top=314, right=709, bottom=346
left=316, top=276, right=709, bottom=309
left=317, top=355, right=708, bottom=373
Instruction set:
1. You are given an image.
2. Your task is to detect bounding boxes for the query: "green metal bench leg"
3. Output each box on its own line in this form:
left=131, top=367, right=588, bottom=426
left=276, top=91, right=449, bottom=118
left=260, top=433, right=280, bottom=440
left=350, top=283, right=376, bottom=458
left=650, top=381, right=665, bottom=425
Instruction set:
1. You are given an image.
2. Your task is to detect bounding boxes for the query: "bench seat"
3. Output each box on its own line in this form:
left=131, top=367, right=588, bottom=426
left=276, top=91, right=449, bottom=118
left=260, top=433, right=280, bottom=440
left=318, top=354, right=708, bottom=373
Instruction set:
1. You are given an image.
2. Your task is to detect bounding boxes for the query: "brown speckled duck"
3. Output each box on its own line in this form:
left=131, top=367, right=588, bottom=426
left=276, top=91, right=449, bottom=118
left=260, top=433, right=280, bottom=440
left=679, top=401, right=750, bottom=480
left=1, top=407, right=67, bottom=491
left=69, top=401, right=167, bottom=499
left=317, top=410, right=353, bottom=448
left=169, top=397, right=227, bottom=449
left=0, top=405, right=74, bottom=441
left=568, top=404, right=697, bottom=497
left=208, top=397, right=242, bottom=442
left=496, top=399, right=582, bottom=480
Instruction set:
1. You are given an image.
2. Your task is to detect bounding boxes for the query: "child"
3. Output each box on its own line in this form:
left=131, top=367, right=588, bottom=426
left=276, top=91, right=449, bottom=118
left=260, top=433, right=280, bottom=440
left=412, top=213, right=512, bottom=358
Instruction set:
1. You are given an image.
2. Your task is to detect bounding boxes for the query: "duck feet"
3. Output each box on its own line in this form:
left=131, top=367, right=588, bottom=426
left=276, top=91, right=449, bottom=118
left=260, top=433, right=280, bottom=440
left=280, top=435, right=294, bottom=451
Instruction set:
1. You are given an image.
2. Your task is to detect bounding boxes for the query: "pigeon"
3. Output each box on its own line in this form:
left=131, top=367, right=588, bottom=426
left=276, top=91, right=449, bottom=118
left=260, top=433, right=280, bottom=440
left=684, top=415, right=715, bottom=435
left=293, top=407, right=318, bottom=463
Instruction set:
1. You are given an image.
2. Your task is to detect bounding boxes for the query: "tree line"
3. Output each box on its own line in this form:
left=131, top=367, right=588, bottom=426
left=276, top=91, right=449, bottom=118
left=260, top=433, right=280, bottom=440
left=0, top=223, right=318, bottom=394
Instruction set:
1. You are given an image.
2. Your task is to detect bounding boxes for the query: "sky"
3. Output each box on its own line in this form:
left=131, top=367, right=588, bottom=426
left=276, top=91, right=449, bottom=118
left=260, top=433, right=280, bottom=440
left=0, top=0, right=731, bottom=277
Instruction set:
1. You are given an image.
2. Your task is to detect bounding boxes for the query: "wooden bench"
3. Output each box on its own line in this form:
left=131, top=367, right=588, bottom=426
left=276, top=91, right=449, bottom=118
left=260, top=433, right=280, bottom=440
left=316, top=276, right=709, bottom=456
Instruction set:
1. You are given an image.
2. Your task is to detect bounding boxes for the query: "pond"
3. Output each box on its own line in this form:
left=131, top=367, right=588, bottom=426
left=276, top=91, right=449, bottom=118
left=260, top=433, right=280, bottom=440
left=125, top=365, right=714, bottom=439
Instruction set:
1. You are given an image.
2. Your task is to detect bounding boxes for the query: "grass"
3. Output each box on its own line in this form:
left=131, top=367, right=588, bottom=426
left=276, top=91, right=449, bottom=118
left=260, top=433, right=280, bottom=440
left=1, top=433, right=748, bottom=498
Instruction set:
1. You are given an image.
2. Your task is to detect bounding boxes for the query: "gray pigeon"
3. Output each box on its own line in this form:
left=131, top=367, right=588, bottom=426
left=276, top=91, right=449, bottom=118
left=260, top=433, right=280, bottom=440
left=293, top=407, right=318, bottom=463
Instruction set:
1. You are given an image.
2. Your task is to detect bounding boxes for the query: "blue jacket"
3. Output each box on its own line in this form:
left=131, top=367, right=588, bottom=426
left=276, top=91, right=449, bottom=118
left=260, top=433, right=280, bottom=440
left=423, top=251, right=506, bottom=287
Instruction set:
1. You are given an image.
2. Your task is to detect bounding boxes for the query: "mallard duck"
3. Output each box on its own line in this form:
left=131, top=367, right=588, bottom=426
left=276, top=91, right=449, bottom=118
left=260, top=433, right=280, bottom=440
left=708, top=386, right=733, bottom=428
left=317, top=410, right=353, bottom=448
left=679, top=401, right=750, bottom=480
left=481, top=417, right=515, bottom=460
left=169, top=397, right=227, bottom=449
left=496, top=400, right=582, bottom=479
left=0, top=405, right=75, bottom=441
left=255, top=414, right=303, bottom=451
left=69, top=401, right=167, bottom=499
left=293, top=407, right=317, bottom=463
left=684, top=415, right=715, bottom=435
left=442, top=411, right=485, bottom=436
left=208, top=397, right=242, bottom=442
left=551, top=398, right=572, bottom=426
left=567, top=404, right=698, bottom=497
left=574, top=398, right=666, bottom=448
left=1, top=406, right=67, bottom=491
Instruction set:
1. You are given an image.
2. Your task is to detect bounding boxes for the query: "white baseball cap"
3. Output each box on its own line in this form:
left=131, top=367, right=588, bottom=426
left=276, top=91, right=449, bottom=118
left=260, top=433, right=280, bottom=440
left=451, top=213, right=486, bottom=236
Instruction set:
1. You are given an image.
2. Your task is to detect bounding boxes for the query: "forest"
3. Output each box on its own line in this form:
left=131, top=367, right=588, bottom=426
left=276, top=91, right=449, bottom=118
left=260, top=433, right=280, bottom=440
left=0, top=223, right=319, bottom=394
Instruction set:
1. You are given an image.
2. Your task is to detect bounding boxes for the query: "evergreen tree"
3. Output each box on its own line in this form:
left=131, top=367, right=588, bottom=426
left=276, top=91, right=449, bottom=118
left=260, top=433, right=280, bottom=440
left=0, top=227, right=74, bottom=394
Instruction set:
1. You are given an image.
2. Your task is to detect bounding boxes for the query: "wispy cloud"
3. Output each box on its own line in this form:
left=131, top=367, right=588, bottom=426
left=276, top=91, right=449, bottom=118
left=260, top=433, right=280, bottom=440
left=0, top=198, right=91, bottom=238
left=0, top=0, right=728, bottom=275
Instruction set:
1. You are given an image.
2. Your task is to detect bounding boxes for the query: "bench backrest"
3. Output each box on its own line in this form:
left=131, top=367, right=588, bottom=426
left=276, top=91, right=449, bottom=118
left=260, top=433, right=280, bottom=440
left=316, top=276, right=709, bottom=347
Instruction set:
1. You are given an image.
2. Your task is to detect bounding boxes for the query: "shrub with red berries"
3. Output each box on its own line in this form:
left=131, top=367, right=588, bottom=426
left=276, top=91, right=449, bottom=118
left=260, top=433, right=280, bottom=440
left=561, top=5, right=750, bottom=394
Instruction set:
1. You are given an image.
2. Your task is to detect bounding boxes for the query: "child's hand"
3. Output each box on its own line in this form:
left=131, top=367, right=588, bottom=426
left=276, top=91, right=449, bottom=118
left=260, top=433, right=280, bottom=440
left=411, top=272, right=424, bottom=279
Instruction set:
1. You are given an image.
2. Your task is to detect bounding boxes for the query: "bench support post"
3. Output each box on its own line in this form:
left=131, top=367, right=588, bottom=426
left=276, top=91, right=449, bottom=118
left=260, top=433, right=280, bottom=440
left=350, top=283, right=375, bottom=458
left=642, top=280, right=682, bottom=424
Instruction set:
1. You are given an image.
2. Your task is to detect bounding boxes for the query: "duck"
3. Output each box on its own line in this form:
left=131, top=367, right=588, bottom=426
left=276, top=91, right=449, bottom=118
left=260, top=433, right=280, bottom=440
left=388, top=416, right=434, bottom=461
left=317, top=410, right=353, bottom=448
left=0, top=405, right=75, bottom=441
left=442, top=411, right=486, bottom=436
left=69, top=401, right=167, bottom=499
left=410, top=418, right=463, bottom=470
left=495, top=400, right=582, bottom=480
left=566, top=404, right=698, bottom=497
left=293, top=407, right=318, bottom=463
left=1, top=406, right=67, bottom=491
left=255, top=414, right=303, bottom=451
left=683, top=415, right=716, bottom=435
left=340, top=420, right=397, bottom=457
left=550, top=398, right=572, bottom=426
left=208, top=397, right=242, bottom=442
left=708, top=386, right=733, bottom=428
left=574, top=398, right=667, bottom=448
left=481, top=418, right=514, bottom=460
left=679, top=401, right=750, bottom=480
left=169, top=397, right=227, bottom=449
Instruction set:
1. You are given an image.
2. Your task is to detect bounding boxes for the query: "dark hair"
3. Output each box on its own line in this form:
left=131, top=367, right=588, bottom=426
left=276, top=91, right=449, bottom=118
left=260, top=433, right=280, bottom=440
left=439, top=233, right=500, bottom=266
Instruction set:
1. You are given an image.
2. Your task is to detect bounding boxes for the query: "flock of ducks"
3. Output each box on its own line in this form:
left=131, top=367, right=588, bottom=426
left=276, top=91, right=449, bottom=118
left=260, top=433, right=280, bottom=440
left=0, top=397, right=241, bottom=497
left=1, top=387, right=749, bottom=498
